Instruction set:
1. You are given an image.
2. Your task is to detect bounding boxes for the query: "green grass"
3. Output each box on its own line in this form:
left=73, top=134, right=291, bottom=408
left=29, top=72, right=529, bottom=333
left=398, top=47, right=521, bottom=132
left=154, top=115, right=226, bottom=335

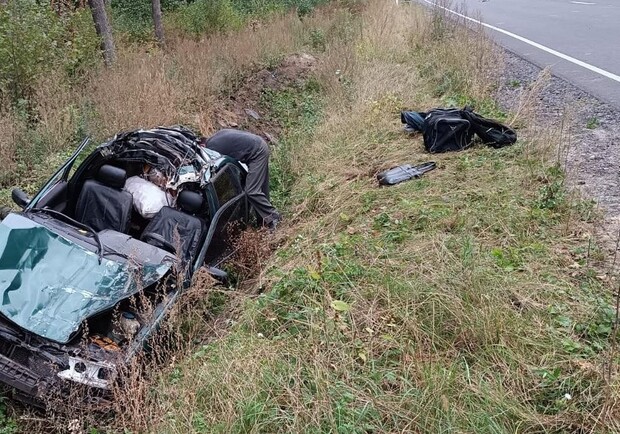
left=2, top=1, right=619, bottom=432
left=586, top=117, right=600, bottom=129
left=133, top=2, right=620, bottom=432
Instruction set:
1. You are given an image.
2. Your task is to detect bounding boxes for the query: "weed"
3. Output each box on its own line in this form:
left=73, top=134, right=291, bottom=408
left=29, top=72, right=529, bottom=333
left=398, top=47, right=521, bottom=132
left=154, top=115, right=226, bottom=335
left=2, top=1, right=619, bottom=433
left=0, top=398, right=16, bottom=434
left=586, top=116, right=600, bottom=129
left=310, top=28, right=327, bottom=52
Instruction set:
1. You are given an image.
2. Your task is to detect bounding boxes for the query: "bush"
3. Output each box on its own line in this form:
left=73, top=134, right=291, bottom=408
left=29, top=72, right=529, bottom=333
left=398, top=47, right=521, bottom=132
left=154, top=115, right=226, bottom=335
left=110, top=0, right=185, bottom=42
left=59, top=8, right=101, bottom=80
left=167, top=0, right=331, bottom=38
left=0, top=1, right=63, bottom=106
left=0, top=1, right=99, bottom=108
left=170, top=0, right=244, bottom=37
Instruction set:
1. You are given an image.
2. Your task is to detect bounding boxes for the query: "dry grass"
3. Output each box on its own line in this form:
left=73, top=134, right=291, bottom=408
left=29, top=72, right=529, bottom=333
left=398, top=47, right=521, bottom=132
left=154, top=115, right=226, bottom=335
left=0, top=9, right=321, bottom=198
left=83, top=10, right=313, bottom=139
left=127, top=1, right=620, bottom=433
left=3, top=0, right=620, bottom=432
left=508, top=67, right=552, bottom=129
left=228, top=225, right=273, bottom=284
left=0, top=112, right=18, bottom=178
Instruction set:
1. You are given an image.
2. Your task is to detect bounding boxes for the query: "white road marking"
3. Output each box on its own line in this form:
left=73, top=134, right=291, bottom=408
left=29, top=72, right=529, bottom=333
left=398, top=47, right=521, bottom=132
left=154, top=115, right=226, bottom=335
left=420, top=0, right=620, bottom=84
left=571, top=1, right=596, bottom=5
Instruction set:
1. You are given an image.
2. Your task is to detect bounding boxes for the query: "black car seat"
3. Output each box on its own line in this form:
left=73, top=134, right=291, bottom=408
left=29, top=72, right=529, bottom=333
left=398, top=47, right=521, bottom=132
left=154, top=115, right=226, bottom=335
left=140, top=190, right=206, bottom=263
left=74, top=164, right=133, bottom=233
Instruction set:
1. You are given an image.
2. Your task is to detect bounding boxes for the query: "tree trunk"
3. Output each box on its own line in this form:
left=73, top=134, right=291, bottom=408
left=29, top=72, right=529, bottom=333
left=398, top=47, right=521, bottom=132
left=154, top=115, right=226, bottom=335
left=151, top=0, right=165, bottom=47
left=87, top=0, right=116, bottom=66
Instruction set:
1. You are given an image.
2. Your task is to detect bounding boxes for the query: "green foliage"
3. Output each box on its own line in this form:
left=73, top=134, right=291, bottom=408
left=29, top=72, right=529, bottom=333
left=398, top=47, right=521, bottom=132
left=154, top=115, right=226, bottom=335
left=0, top=1, right=99, bottom=107
left=59, top=8, right=102, bottom=79
left=586, top=116, right=599, bottom=129
left=170, top=0, right=245, bottom=37
left=310, top=28, right=326, bottom=52
left=535, top=169, right=566, bottom=211
left=230, top=0, right=288, bottom=16
left=167, top=0, right=330, bottom=37
left=0, top=398, right=16, bottom=434
left=260, top=79, right=323, bottom=210
left=110, top=0, right=153, bottom=42
left=0, top=1, right=63, bottom=105
left=229, top=0, right=330, bottom=17
left=110, top=0, right=184, bottom=42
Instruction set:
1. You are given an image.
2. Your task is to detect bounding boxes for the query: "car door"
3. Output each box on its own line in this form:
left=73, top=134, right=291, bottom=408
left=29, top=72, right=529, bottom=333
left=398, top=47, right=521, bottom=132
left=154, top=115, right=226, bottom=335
left=193, top=162, right=248, bottom=272
left=26, top=137, right=91, bottom=212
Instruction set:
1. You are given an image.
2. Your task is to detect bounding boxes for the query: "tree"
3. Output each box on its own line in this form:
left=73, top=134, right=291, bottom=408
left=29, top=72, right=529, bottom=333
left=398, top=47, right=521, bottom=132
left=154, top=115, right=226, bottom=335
left=151, top=0, right=165, bottom=46
left=87, top=0, right=115, bottom=66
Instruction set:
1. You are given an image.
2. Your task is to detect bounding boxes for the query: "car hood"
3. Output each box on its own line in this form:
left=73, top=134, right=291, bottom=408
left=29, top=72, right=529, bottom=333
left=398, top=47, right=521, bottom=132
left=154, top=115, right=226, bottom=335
left=0, top=213, right=171, bottom=344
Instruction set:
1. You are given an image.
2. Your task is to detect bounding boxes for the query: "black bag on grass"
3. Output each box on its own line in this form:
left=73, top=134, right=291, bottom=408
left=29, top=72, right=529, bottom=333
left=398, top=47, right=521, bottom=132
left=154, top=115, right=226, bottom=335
left=460, top=107, right=517, bottom=148
left=422, top=109, right=474, bottom=153
left=401, top=106, right=517, bottom=153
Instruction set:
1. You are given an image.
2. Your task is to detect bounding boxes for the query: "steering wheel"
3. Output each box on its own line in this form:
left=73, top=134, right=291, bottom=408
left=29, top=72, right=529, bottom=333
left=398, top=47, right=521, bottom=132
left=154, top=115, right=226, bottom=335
left=142, top=232, right=177, bottom=255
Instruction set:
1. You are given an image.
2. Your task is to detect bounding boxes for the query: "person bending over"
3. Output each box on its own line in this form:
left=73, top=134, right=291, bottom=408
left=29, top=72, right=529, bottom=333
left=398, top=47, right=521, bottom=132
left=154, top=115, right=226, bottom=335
left=201, top=128, right=281, bottom=230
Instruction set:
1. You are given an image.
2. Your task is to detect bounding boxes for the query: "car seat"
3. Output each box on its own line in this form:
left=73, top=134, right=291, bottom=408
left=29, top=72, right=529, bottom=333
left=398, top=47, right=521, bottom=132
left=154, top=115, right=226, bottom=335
left=140, top=190, right=206, bottom=264
left=75, top=165, right=133, bottom=233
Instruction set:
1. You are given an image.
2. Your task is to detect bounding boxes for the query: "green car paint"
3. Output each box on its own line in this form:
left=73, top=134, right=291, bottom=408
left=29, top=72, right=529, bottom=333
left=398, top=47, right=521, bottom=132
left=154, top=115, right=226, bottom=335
left=0, top=213, right=171, bottom=344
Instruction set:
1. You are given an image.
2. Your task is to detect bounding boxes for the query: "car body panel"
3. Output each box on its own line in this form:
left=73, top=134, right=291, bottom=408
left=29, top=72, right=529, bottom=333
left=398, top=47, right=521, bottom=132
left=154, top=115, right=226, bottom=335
left=0, top=213, right=172, bottom=344
left=0, top=126, right=253, bottom=406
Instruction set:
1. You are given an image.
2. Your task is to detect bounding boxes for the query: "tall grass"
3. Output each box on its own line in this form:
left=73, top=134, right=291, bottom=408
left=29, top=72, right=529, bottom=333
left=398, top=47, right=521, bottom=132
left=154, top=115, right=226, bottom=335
left=0, top=9, right=319, bottom=203
left=3, top=0, right=619, bottom=432
left=68, top=1, right=617, bottom=432
left=0, top=0, right=332, bottom=202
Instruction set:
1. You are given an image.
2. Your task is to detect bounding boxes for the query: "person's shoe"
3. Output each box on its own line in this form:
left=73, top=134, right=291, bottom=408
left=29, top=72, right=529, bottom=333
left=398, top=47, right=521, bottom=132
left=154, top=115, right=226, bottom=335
left=265, top=212, right=281, bottom=233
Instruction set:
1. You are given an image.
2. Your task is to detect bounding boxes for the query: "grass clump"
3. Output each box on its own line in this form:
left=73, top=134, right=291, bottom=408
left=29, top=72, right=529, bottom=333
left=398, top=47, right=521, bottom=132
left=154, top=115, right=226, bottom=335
left=2, top=0, right=619, bottom=432
left=129, top=1, right=620, bottom=432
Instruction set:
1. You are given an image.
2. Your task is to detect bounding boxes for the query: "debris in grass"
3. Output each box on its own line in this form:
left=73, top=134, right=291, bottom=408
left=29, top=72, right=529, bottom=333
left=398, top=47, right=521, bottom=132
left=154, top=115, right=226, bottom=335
left=244, top=108, right=261, bottom=120
left=377, top=162, right=436, bottom=186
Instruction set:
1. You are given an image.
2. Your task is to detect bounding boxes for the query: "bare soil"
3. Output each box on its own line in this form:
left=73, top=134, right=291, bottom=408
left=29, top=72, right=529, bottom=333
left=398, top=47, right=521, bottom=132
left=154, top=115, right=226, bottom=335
left=211, top=53, right=317, bottom=143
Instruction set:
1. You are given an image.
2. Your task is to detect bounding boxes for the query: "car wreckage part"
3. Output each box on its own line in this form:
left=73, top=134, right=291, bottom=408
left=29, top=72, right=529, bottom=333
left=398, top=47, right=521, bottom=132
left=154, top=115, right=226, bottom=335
left=57, top=357, right=116, bottom=390
left=377, top=162, right=437, bottom=186
left=0, top=213, right=172, bottom=344
left=0, top=353, right=40, bottom=396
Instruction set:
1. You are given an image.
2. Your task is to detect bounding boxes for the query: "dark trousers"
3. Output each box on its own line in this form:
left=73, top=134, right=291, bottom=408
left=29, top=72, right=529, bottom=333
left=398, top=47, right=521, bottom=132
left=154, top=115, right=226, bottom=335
left=205, top=129, right=280, bottom=225
left=246, top=141, right=279, bottom=224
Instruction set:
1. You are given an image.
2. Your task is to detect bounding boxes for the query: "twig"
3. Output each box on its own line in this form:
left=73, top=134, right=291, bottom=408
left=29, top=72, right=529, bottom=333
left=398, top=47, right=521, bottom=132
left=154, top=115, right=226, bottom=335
left=607, top=282, right=620, bottom=381
left=586, top=235, right=592, bottom=269
left=609, top=227, right=620, bottom=272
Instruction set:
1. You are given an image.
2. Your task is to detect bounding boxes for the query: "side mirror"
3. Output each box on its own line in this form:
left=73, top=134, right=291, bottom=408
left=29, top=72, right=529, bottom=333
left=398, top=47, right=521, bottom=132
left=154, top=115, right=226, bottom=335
left=11, top=188, right=30, bottom=209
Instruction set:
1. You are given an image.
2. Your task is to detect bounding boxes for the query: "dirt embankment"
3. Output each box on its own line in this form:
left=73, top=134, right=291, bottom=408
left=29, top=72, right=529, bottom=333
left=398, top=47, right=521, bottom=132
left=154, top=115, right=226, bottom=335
left=210, top=53, right=317, bottom=143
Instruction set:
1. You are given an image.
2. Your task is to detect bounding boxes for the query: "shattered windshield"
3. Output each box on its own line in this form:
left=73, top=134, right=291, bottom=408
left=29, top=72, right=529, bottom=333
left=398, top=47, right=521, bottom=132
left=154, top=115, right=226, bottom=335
left=0, top=214, right=171, bottom=344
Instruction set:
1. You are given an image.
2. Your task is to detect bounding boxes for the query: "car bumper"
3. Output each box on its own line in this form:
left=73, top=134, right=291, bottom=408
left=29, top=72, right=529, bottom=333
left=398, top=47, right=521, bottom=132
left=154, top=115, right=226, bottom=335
left=0, top=352, right=41, bottom=397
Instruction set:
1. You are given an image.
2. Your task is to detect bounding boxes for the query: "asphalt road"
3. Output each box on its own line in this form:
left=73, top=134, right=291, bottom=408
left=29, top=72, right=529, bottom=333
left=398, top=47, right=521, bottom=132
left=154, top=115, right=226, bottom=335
left=419, top=0, right=620, bottom=108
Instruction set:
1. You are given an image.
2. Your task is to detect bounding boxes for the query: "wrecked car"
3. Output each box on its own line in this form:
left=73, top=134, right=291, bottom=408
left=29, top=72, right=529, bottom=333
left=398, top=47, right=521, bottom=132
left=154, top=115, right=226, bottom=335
left=0, top=126, right=252, bottom=406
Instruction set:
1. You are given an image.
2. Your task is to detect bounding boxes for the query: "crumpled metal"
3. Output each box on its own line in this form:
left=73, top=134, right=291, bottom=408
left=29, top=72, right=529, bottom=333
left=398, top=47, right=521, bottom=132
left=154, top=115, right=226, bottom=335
left=0, top=214, right=170, bottom=344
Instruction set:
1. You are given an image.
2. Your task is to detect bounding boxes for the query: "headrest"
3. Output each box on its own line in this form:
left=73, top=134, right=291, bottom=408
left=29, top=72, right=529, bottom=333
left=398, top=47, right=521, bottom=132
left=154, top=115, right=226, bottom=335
left=96, top=165, right=127, bottom=189
left=177, top=190, right=204, bottom=214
